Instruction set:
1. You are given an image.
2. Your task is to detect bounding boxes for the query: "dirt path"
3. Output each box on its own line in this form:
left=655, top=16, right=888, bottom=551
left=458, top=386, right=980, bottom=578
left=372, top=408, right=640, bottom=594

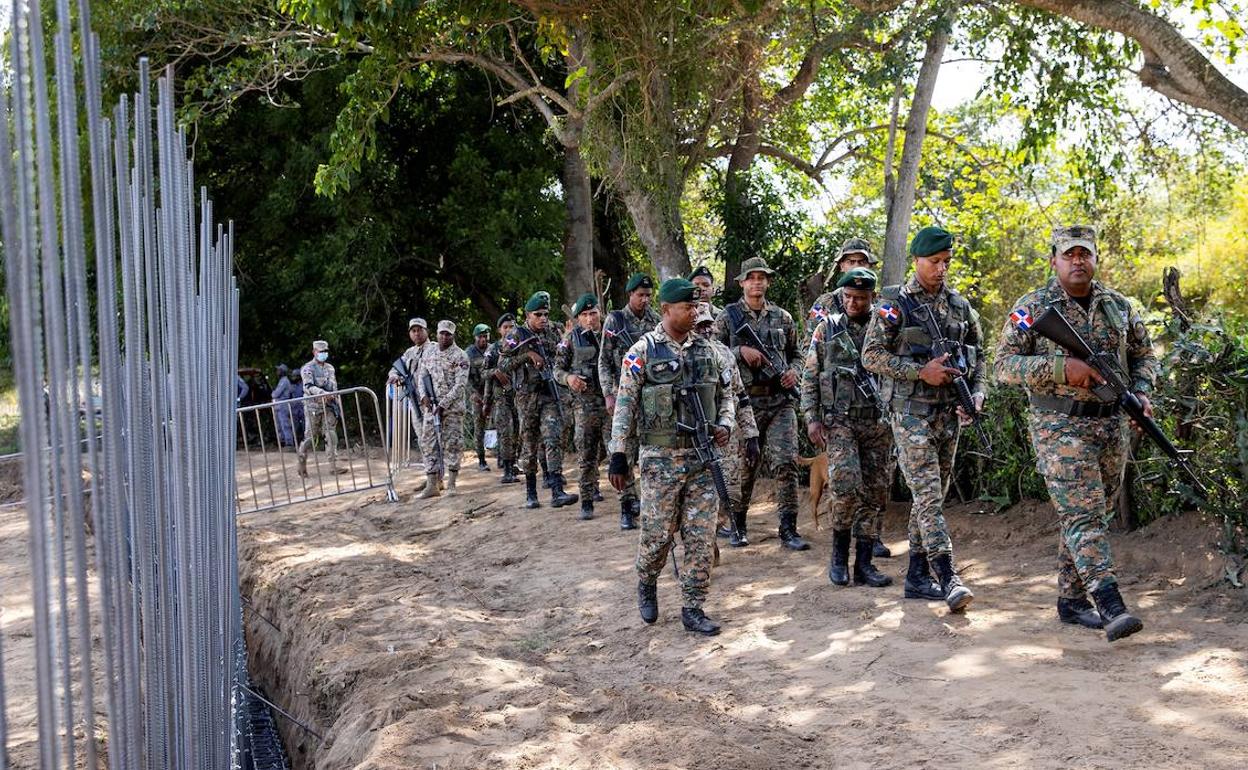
left=238, top=456, right=1248, bottom=769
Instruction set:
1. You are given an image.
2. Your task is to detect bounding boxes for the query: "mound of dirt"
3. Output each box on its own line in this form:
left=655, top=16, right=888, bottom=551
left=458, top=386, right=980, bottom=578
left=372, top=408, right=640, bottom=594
left=237, top=458, right=1248, bottom=770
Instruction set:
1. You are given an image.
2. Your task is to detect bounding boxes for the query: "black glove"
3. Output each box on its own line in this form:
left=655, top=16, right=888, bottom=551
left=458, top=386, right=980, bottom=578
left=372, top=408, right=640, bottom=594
left=745, top=437, right=761, bottom=468
left=608, top=452, right=630, bottom=478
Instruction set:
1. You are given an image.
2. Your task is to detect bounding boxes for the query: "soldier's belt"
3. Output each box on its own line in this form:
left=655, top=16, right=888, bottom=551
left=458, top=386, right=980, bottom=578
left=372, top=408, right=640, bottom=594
left=641, top=432, right=695, bottom=449
left=1028, top=394, right=1120, bottom=418
left=825, top=406, right=882, bottom=422
left=747, top=385, right=772, bottom=396
left=890, top=398, right=957, bottom=417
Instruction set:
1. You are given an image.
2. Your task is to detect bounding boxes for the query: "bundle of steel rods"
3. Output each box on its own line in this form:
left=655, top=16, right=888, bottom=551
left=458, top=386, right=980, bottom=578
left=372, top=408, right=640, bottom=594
left=0, top=0, right=241, bottom=766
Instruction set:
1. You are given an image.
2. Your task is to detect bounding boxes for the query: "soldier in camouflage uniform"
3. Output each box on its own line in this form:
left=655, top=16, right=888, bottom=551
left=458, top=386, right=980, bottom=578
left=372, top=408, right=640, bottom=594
left=689, top=265, right=723, bottom=320
left=555, top=293, right=607, bottom=521
left=608, top=278, right=735, bottom=635
left=599, top=272, right=661, bottom=530
left=713, top=256, right=810, bottom=551
left=297, top=340, right=347, bottom=476
left=995, top=225, right=1156, bottom=642
left=801, top=268, right=893, bottom=589
left=696, top=303, right=760, bottom=541
left=483, top=313, right=521, bottom=484
left=416, top=320, right=470, bottom=497
left=466, top=323, right=492, bottom=471
left=501, top=292, right=578, bottom=509
left=863, top=226, right=984, bottom=612
left=388, top=318, right=431, bottom=471
left=804, top=238, right=893, bottom=558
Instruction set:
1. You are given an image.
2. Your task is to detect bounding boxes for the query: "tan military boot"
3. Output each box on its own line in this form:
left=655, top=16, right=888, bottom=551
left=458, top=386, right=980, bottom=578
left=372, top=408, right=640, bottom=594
left=418, top=473, right=441, bottom=499
left=445, top=470, right=458, bottom=496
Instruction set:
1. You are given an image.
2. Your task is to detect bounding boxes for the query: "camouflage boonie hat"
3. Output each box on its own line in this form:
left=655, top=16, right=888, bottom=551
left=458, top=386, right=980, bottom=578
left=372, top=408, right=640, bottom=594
left=694, top=302, right=715, bottom=326
left=837, top=237, right=877, bottom=265
left=1052, top=225, right=1097, bottom=258
left=735, top=256, right=776, bottom=282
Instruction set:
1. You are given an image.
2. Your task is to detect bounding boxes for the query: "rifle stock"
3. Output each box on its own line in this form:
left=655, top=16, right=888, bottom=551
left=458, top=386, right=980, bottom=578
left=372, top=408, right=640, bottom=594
left=1030, top=307, right=1207, bottom=497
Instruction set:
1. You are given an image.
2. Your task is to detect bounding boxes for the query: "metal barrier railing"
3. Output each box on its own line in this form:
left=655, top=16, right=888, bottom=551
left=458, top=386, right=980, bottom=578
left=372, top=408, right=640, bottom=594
left=383, top=382, right=426, bottom=472
left=235, top=386, right=398, bottom=514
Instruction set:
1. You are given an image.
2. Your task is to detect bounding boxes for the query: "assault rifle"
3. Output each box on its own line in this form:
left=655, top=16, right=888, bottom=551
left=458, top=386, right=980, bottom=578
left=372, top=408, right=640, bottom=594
left=392, top=356, right=422, bottom=421
left=912, top=303, right=991, bottom=452
left=420, top=370, right=445, bottom=477
left=1030, top=307, right=1207, bottom=497
left=607, top=310, right=637, bottom=349
left=725, top=305, right=801, bottom=401
left=675, top=361, right=737, bottom=547
left=827, top=316, right=885, bottom=413
left=514, top=327, right=565, bottom=421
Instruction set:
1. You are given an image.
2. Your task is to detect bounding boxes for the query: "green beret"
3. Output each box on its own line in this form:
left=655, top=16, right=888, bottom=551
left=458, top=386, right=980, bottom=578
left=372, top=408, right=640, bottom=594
left=657, top=278, right=698, bottom=304
left=689, top=265, right=714, bottom=281
left=910, top=226, right=954, bottom=258
left=571, top=292, right=598, bottom=317
left=625, top=272, right=654, bottom=293
left=472, top=323, right=490, bottom=337
left=524, top=291, right=551, bottom=313
left=496, top=312, right=514, bottom=328
left=836, top=267, right=878, bottom=290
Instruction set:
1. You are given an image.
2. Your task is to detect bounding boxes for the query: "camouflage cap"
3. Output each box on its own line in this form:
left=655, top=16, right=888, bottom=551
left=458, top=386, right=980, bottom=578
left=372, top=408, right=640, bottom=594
left=694, top=302, right=715, bottom=326
left=312, top=339, right=329, bottom=351
left=472, top=323, right=490, bottom=337
left=836, top=266, right=878, bottom=291
left=408, top=317, right=427, bottom=330
left=735, top=256, right=776, bottom=282
left=1052, top=225, right=1097, bottom=258
left=837, top=237, right=877, bottom=265
left=437, top=319, right=456, bottom=334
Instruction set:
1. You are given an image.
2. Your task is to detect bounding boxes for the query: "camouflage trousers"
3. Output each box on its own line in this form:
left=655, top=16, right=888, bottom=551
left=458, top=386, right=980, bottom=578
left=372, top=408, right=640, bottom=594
left=297, top=406, right=339, bottom=466
left=636, top=447, right=717, bottom=609
left=561, top=389, right=576, bottom=454
left=823, top=415, right=893, bottom=540
left=574, top=395, right=607, bottom=498
left=491, top=389, right=519, bottom=462
left=421, top=410, right=465, bottom=473
left=716, top=428, right=747, bottom=528
left=515, top=392, right=564, bottom=475
left=739, top=397, right=798, bottom=517
left=891, top=406, right=959, bottom=557
left=1028, top=410, right=1129, bottom=597
left=469, top=392, right=487, bottom=458
left=612, top=408, right=639, bottom=502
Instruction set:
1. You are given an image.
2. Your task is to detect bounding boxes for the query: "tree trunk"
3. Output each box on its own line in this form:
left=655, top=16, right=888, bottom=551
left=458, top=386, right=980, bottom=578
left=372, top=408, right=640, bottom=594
left=881, top=17, right=951, bottom=286
left=561, top=144, right=594, bottom=301
left=721, top=38, right=764, bottom=302
left=592, top=185, right=632, bottom=310
left=619, top=184, right=689, bottom=281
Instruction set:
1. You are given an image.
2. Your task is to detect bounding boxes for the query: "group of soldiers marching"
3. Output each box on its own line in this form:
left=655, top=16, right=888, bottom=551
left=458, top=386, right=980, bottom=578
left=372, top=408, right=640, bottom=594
left=360, top=223, right=1152, bottom=644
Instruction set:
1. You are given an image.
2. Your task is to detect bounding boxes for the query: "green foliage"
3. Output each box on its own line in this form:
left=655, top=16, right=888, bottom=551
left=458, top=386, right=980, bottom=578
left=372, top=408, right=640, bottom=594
left=713, top=171, right=811, bottom=310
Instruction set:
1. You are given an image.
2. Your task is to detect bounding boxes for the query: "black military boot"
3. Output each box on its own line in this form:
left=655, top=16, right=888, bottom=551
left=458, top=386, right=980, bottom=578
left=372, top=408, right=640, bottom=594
left=477, top=451, right=489, bottom=471
left=681, top=607, right=721, bottom=636
left=1057, top=596, right=1104, bottom=629
left=524, top=473, right=540, bottom=509
left=550, top=474, right=578, bottom=508
left=777, top=510, right=811, bottom=551
left=854, top=538, right=893, bottom=588
left=930, top=552, right=974, bottom=611
left=1090, top=582, right=1143, bottom=642
left=579, top=498, right=594, bottom=521
left=540, top=456, right=553, bottom=488
left=903, top=550, right=944, bottom=600
left=619, top=494, right=639, bottom=530
left=828, top=529, right=851, bottom=585
left=500, top=460, right=519, bottom=484
left=593, top=486, right=604, bottom=503
left=729, top=506, right=749, bottom=548
left=873, top=535, right=892, bottom=558
left=638, top=581, right=658, bottom=624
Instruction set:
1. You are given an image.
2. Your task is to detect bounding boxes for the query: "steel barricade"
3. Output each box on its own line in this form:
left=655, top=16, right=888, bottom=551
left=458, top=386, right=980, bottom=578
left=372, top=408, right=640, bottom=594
left=383, top=381, right=426, bottom=472
left=236, top=386, right=398, bottom=514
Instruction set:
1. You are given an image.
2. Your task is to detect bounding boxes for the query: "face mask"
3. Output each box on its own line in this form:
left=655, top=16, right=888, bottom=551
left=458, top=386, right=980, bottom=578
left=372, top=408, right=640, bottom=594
left=316, top=351, right=329, bottom=363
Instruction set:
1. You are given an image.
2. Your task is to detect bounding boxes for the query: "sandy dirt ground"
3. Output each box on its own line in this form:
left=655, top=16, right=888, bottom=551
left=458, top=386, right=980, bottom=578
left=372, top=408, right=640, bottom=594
left=236, top=452, right=1248, bottom=770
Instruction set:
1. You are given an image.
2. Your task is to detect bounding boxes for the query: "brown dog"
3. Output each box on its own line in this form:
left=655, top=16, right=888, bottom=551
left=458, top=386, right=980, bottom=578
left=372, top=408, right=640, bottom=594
left=795, top=452, right=829, bottom=530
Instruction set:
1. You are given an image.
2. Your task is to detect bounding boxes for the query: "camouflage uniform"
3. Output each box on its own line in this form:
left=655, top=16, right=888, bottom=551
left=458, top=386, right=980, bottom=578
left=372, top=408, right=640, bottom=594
left=297, top=357, right=340, bottom=470
left=416, top=341, right=469, bottom=475
left=995, top=277, right=1157, bottom=599
left=466, top=341, right=490, bottom=463
left=713, top=296, right=804, bottom=545
left=399, top=340, right=431, bottom=460
left=609, top=326, right=735, bottom=610
left=862, top=275, right=985, bottom=559
left=599, top=305, right=661, bottom=504
left=483, top=340, right=518, bottom=466
left=500, top=324, right=567, bottom=477
left=708, top=339, right=757, bottom=529
left=801, top=312, right=892, bottom=540
left=555, top=325, right=608, bottom=500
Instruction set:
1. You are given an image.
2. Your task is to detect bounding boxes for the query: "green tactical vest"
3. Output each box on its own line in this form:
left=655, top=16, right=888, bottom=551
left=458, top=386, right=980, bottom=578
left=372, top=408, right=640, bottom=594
left=569, top=328, right=601, bottom=387
left=639, top=336, right=722, bottom=447
left=879, top=286, right=978, bottom=407
left=814, top=313, right=871, bottom=418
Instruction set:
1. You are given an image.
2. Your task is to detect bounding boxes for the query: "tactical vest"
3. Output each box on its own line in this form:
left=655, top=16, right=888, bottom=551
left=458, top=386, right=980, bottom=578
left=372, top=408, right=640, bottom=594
left=814, top=314, right=875, bottom=419
left=639, top=336, right=722, bottom=448
left=879, top=286, right=978, bottom=408
left=569, top=328, right=601, bottom=390
left=467, top=345, right=487, bottom=391
left=724, top=302, right=788, bottom=391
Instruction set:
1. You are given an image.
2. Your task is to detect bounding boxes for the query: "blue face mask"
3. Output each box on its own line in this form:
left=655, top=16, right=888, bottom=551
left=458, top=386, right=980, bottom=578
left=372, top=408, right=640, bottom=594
left=316, top=351, right=329, bottom=363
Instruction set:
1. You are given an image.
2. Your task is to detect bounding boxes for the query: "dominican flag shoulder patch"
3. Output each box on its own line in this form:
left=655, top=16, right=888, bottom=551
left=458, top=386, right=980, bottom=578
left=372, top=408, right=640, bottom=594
left=1010, top=307, right=1033, bottom=331
left=878, top=303, right=899, bottom=324
left=624, top=351, right=645, bottom=374
left=809, top=304, right=829, bottom=323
